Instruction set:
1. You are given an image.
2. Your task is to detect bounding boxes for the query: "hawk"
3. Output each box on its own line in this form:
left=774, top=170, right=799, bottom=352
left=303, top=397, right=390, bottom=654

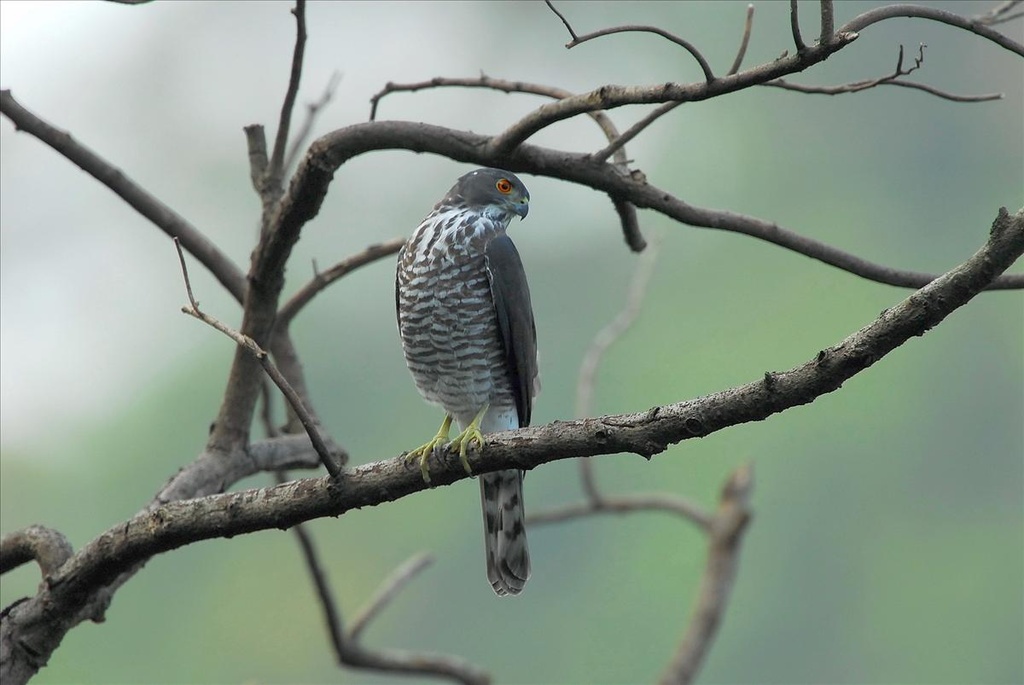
left=396, top=168, right=537, bottom=596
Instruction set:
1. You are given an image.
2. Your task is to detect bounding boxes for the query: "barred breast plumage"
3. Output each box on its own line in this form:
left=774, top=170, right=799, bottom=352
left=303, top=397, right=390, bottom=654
left=396, top=168, right=536, bottom=596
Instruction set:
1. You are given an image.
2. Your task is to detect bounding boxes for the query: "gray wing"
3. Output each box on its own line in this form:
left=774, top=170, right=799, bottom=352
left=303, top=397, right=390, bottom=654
left=484, top=234, right=538, bottom=427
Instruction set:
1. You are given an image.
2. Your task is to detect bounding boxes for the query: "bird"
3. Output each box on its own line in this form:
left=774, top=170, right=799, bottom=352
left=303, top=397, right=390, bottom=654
left=396, top=167, right=537, bottom=596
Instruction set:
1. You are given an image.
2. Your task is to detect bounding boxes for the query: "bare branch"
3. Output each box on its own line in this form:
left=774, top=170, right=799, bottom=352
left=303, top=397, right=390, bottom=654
left=244, top=124, right=270, bottom=192
left=368, top=74, right=628, bottom=165
left=529, top=492, right=712, bottom=530
left=974, top=0, right=1024, bottom=25
left=0, top=526, right=73, bottom=578
left=174, top=239, right=344, bottom=479
left=819, top=0, right=835, bottom=44
left=269, top=0, right=307, bottom=185
left=283, top=70, right=342, bottom=174
left=0, top=89, right=247, bottom=302
left=566, top=25, right=715, bottom=84
left=728, top=5, right=756, bottom=76
left=659, top=464, right=754, bottom=685
left=790, top=0, right=807, bottom=52
left=840, top=4, right=1024, bottom=56
left=544, top=0, right=578, bottom=42
left=575, top=233, right=661, bottom=419
left=763, top=43, right=1004, bottom=102
left=348, top=552, right=434, bottom=642
left=486, top=31, right=860, bottom=154
left=6, top=206, right=1019, bottom=685
left=591, top=102, right=682, bottom=165
left=278, top=237, right=406, bottom=327
left=282, top=121, right=1024, bottom=290
left=530, top=233, right=711, bottom=530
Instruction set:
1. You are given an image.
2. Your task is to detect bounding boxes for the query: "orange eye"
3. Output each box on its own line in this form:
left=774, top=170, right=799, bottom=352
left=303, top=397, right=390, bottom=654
left=495, top=178, right=513, bottom=194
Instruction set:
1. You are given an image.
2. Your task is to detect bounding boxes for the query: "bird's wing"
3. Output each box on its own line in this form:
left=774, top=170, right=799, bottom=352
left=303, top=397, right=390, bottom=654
left=484, top=234, right=538, bottom=427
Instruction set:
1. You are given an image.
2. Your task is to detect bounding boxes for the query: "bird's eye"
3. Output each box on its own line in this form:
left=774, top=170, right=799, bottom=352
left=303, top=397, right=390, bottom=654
left=495, top=178, right=513, bottom=194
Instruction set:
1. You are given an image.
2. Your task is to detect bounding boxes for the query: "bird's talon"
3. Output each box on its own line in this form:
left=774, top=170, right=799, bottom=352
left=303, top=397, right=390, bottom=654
left=405, top=416, right=453, bottom=485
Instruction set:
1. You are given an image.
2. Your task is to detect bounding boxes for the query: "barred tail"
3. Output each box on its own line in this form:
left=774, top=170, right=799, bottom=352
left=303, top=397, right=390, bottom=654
left=480, top=469, right=531, bottom=596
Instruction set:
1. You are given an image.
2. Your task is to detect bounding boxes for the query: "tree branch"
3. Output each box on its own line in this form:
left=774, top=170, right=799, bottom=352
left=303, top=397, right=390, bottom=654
left=840, top=4, right=1024, bottom=56
left=174, top=239, right=344, bottom=479
left=277, top=120, right=1024, bottom=290
left=728, top=4, right=756, bottom=76
left=0, top=527, right=73, bottom=578
left=278, top=238, right=406, bottom=327
left=4, top=207, right=1015, bottom=685
left=563, top=25, right=715, bottom=84
left=763, top=43, right=1004, bottom=102
left=0, top=89, right=247, bottom=303
left=282, top=503, right=486, bottom=684
left=790, top=0, right=807, bottom=52
left=659, top=464, right=754, bottom=685
left=283, top=70, right=342, bottom=174
left=268, top=0, right=307, bottom=187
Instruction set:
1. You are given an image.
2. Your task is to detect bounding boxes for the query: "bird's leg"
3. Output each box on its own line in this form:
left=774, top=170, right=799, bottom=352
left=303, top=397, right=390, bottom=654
left=448, top=404, right=489, bottom=476
left=405, top=414, right=453, bottom=484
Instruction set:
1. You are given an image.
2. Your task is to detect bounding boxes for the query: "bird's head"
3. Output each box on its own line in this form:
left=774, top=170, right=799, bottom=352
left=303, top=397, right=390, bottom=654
left=449, top=168, right=530, bottom=221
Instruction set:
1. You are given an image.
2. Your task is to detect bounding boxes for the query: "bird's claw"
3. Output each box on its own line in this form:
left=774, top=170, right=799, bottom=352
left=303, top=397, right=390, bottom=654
left=448, top=424, right=484, bottom=476
left=405, top=415, right=453, bottom=484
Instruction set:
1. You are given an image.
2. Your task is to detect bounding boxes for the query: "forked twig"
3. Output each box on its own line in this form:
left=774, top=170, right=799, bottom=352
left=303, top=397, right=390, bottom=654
left=764, top=43, right=1003, bottom=102
left=173, top=238, right=343, bottom=479
left=278, top=238, right=406, bottom=326
left=283, top=71, right=342, bottom=174
left=348, top=552, right=434, bottom=641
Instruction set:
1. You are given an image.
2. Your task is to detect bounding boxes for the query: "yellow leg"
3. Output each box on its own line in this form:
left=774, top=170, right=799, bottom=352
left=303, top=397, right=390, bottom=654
left=405, top=414, right=453, bottom=484
left=448, top=405, right=489, bottom=476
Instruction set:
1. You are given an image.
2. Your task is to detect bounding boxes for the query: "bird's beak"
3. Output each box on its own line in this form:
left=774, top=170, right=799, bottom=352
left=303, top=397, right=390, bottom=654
left=513, top=197, right=529, bottom=219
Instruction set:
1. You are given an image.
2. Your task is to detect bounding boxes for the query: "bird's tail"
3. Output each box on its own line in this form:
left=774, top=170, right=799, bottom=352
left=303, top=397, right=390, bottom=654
left=480, top=469, right=531, bottom=596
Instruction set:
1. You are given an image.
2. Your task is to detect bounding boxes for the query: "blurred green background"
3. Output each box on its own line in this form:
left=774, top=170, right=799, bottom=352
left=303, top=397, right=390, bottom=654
left=1, top=1, right=1021, bottom=683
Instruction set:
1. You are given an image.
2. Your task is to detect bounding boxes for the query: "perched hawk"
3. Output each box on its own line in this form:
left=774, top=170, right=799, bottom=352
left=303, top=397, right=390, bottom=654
left=396, top=168, right=537, bottom=596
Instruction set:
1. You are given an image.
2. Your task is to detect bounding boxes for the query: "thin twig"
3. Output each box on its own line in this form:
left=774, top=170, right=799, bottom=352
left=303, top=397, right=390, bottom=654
left=658, top=464, right=754, bottom=685
left=592, top=102, right=682, bottom=165
left=790, top=0, right=807, bottom=52
left=173, top=238, right=343, bottom=479
left=348, top=552, right=434, bottom=642
left=973, top=0, right=1024, bottom=25
left=575, top=232, right=661, bottom=419
left=566, top=25, right=715, bottom=84
left=368, top=75, right=628, bottom=165
left=728, top=5, right=756, bottom=76
left=278, top=237, right=406, bottom=327
left=529, top=492, right=712, bottom=530
left=762, top=43, right=1003, bottom=102
left=544, top=0, right=578, bottom=42
left=764, top=77, right=1003, bottom=102
left=283, top=71, right=342, bottom=174
left=269, top=0, right=307, bottom=184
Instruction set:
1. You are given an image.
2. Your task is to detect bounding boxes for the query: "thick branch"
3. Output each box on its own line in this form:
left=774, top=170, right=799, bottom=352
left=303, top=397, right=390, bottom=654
left=4, top=208, right=1016, bottom=685
left=278, top=121, right=1024, bottom=290
left=840, top=4, right=1024, bottom=56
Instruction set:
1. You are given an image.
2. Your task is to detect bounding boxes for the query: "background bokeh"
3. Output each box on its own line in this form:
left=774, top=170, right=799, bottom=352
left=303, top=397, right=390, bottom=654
left=1, top=1, right=1021, bottom=683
